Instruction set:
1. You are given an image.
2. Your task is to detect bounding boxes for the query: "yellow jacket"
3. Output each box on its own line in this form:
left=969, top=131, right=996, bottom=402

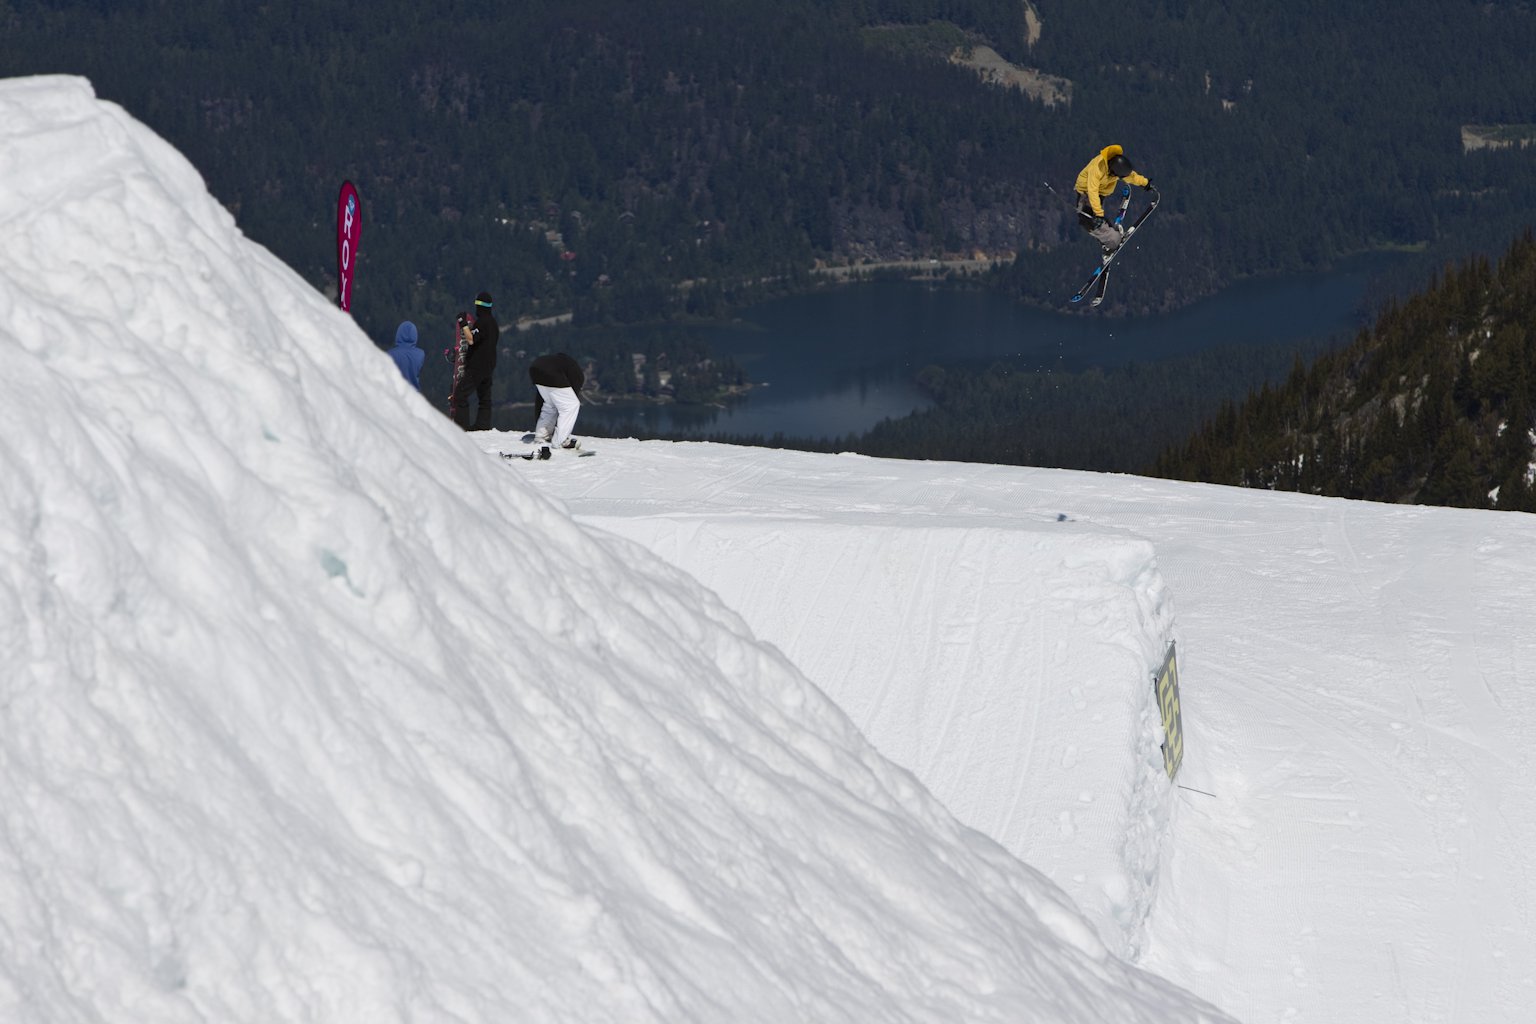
left=1074, top=145, right=1150, bottom=216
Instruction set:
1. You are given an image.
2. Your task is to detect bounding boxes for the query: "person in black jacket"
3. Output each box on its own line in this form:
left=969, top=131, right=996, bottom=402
left=449, top=291, right=498, bottom=430
left=528, top=351, right=585, bottom=453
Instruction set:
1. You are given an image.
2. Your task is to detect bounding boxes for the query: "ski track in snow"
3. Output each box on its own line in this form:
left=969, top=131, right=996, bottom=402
left=515, top=436, right=1536, bottom=1024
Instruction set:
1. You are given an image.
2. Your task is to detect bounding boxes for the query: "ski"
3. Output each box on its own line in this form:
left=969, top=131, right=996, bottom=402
left=1088, top=265, right=1114, bottom=307
left=1068, top=185, right=1159, bottom=307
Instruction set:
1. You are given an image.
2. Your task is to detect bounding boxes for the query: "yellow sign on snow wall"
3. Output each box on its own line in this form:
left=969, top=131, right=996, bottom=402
left=1155, top=642, right=1184, bottom=779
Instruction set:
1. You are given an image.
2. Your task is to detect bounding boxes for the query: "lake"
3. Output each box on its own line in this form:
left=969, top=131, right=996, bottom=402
left=578, top=254, right=1400, bottom=442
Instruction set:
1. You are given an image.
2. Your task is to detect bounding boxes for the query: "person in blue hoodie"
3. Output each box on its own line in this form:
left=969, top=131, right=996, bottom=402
left=389, top=320, right=425, bottom=391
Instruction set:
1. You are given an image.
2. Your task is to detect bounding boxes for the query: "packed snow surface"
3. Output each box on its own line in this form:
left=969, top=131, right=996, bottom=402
left=1, top=76, right=1241, bottom=1023
left=513, top=438, right=1536, bottom=1024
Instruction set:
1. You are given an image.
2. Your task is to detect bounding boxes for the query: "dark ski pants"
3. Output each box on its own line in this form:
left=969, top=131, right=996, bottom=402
left=451, top=367, right=495, bottom=431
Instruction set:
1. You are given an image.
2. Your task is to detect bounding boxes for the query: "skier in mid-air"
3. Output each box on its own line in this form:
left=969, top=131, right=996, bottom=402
left=1074, top=145, right=1154, bottom=260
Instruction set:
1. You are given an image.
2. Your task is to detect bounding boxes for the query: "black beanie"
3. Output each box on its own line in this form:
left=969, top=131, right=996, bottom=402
left=474, top=291, right=493, bottom=309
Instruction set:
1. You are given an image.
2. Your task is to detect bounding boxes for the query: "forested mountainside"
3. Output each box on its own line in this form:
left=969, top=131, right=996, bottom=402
left=835, top=339, right=1330, bottom=474
left=1151, top=231, right=1536, bottom=512
left=2, top=0, right=1532, bottom=355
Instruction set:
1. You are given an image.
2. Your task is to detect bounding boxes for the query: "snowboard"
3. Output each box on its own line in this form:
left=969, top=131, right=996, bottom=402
left=500, top=445, right=595, bottom=461
left=444, top=315, right=471, bottom=420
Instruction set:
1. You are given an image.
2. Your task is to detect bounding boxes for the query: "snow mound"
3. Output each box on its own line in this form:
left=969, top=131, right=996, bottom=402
left=0, top=76, right=1235, bottom=1023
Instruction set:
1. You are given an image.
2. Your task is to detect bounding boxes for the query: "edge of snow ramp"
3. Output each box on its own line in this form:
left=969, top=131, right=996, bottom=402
left=571, top=507, right=1181, bottom=961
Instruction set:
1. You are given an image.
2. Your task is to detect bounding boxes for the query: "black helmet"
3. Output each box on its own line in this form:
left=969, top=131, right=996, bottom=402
left=1107, top=153, right=1134, bottom=177
left=474, top=291, right=493, bottom=309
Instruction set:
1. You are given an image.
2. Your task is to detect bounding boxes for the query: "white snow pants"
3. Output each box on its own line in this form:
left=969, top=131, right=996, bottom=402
left=534, top=384, right=581, bottom=446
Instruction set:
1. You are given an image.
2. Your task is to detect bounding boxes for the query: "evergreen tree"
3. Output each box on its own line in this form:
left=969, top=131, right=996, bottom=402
left=1151, top=231, right=1536, bottom=511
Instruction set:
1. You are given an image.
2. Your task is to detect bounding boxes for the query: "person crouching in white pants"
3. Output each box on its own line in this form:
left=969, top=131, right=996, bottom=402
left=529, top=352, right=585, bottom=453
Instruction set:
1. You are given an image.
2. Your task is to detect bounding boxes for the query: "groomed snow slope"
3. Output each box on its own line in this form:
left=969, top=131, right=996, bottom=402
left=515, top=437, right=1536, bottom=1024
left=0, top=76, right=1240, bottom=1024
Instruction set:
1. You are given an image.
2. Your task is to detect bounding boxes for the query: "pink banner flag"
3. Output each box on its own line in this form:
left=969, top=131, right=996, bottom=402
left=336, top=180, right=361, bottom=312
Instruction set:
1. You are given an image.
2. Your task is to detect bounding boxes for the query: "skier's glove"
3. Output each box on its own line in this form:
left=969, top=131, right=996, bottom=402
left=1090, top=215, right=1106, bottom=229
left=1142, top=181, right=1155, bottom=192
